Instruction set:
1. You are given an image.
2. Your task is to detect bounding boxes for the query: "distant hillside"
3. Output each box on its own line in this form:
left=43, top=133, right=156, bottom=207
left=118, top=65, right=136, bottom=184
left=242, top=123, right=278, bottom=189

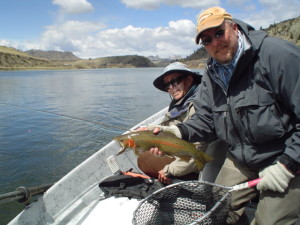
left=183, top=15, right=300, bottom=68
left=265, top=16, right=300, bottom=46
left=0, top=46, right=51, bottom=69
left=72, top=55, right=154, bottom=68
left=25, top=50, right=80, bottom=61
left=0, top=46, right=153, bottom=70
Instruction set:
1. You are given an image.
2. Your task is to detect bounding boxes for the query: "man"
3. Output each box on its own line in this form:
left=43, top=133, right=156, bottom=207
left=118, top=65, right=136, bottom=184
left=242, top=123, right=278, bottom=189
left=138, top=62, right=226, bottom=184
left=152, top=7, right=300, bottom=225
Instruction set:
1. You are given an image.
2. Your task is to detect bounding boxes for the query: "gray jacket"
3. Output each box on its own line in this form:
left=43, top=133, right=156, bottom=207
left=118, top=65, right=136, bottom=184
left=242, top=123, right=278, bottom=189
left=178, top=19, right=300, bottom=170
left=160, top=85, right=202, bottom=176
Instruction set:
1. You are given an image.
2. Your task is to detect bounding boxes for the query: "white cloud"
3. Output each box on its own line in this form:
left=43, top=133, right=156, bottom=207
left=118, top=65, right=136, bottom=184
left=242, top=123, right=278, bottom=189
left=120, top=0, right=219, bottom=10
left=4, top=0, right=299, bottom=60
left=233, top=0, right=300, bottom=29
left=28, top=19, right=198, bottom=59
left=39, top=21, right=106, bottom=53
left=52, top=0, right=94, bottom=14
left=0, top=40, right=11, bottom=46
left=120, top=0, right=161, bottom=10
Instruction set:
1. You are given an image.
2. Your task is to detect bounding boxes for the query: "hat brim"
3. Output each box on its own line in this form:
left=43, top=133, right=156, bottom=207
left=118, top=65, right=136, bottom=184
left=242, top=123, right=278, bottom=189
left=195, top=18, right=225, bottom=44
left=153, top=70, right=202, bottom=92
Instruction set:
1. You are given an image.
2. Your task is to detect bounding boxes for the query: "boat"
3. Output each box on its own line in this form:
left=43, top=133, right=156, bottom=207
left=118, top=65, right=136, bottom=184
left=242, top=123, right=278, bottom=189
left=6, top=107, right=230, bottom=224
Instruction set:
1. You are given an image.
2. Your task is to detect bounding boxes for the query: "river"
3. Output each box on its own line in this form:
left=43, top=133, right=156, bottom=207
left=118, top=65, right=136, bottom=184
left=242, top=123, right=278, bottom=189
left=0, top=68, right=185, bottom=224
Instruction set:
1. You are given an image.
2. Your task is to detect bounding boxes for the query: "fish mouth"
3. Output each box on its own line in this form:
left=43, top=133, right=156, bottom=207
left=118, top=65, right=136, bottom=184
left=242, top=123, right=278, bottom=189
left=114, top=139, right=126, bottom=155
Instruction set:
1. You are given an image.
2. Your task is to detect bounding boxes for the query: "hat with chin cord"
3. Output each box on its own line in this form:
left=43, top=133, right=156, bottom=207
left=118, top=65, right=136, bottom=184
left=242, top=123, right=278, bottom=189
left=153, top=62, right=202, bottom=92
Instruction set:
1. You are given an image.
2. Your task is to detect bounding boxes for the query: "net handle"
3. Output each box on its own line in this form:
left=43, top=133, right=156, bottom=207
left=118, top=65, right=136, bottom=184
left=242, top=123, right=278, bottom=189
left=231, top=169, right=300, bottom=192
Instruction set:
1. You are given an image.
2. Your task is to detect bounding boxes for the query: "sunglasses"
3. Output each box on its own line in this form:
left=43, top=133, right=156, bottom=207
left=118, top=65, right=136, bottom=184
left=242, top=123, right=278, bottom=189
left=164, top=76, right=185, bottom=91
left=200, top=28, right=226, bottom=46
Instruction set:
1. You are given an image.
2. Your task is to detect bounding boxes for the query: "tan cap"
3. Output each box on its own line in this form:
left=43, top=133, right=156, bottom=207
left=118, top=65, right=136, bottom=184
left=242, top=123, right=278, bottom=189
left=195, top=7, right=232, bottom=44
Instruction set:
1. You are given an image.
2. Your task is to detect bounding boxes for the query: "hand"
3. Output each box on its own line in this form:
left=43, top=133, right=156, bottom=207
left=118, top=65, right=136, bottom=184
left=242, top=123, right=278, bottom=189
left=257, top=161, right=295, bottom=192
left=135, top=126, right=149, bottom=131
left=158, top=170, right=172, bottom=184
left=149, top=147, right=165, bottom=157
left=147, top=125, right=182, bottom=138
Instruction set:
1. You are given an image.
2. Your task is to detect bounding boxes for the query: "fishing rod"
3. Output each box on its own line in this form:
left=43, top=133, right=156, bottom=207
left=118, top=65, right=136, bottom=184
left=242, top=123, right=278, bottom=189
left=0, top=102, right=129, bottom=133
left=0, top=183, right=54, bottom=206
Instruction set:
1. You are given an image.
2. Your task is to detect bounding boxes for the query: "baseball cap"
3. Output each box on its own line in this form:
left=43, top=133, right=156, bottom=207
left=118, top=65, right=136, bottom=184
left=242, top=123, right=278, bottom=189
left=195, top=7, right=232, bottom=44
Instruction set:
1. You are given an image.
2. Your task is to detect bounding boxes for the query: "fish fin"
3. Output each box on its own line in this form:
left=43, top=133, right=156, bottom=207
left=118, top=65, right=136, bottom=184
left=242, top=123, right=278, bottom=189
left=194, top=158, right=205, bottom=171
left=178, top=156, right=192, bottom=162
left=192, top=151, right=213, bottom=171
left=202, top=152, right=214, bottom=162
left=195, top=151, right=214, bottom=163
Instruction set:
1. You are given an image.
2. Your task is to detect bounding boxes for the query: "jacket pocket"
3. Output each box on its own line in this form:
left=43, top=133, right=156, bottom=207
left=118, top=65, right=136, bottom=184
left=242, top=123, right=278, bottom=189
left=234, top=90, right=288, bottom=144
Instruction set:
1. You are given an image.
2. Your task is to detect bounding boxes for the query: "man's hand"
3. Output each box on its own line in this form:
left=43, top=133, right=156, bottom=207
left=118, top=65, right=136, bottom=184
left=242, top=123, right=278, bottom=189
left=147, top=125, right=182, bottom=138
left=257, top=161, right=295, bottom=192
left=147, top=125, right=182, bottom=156
left=135, top=126, right=149, bottom=131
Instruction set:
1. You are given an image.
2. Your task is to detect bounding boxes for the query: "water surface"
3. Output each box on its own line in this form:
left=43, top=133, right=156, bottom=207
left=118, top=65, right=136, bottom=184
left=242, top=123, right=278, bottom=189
left=0, top=68, right=174, bottom=224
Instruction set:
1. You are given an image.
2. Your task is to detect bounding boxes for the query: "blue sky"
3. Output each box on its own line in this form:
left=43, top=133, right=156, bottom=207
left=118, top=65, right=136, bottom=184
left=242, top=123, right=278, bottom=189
left=1, top=0, right=299, bottom=59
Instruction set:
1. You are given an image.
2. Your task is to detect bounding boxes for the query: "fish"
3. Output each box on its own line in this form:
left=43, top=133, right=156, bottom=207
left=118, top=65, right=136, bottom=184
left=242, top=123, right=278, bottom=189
left=113, top=130, right=213, bottom=171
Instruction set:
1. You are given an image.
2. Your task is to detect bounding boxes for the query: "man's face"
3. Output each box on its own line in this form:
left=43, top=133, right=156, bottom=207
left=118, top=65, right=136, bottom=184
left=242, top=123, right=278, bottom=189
left=163, top=73, right=193, bottom=100
left=200, top=21, right=239, bottom=64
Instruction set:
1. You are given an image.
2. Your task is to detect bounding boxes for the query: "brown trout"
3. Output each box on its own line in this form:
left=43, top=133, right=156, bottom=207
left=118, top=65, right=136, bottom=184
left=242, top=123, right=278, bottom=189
left=113, top=130, right=213, bottom=171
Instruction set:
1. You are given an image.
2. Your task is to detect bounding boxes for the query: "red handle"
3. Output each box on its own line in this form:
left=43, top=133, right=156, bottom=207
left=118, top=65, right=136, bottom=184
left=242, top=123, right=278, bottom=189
left=234, top=169, right=300, bottom=191
left=247, top=178, right=261, bottom=188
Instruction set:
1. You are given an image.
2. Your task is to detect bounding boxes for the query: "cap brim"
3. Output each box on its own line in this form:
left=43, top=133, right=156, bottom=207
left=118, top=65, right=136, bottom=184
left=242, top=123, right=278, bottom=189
left=195, top=18, right=225, bottom=44
left=153, top=70, right=202, bottom=92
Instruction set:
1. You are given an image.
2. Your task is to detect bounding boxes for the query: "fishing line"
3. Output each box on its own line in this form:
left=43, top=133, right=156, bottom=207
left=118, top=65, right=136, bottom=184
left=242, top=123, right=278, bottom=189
left=0, top=102, right=129, bottom=133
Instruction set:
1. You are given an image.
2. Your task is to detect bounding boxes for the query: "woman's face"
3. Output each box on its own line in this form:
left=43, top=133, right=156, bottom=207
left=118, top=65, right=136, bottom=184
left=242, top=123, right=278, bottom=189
left=163, top=72, right=193, bottom=100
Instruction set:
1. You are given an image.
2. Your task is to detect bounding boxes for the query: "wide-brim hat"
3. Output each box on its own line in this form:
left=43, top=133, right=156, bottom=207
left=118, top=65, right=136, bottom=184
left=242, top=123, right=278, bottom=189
left=153, top=62, right=202, bottom=92
left=195, top=7, right=232, bottom=44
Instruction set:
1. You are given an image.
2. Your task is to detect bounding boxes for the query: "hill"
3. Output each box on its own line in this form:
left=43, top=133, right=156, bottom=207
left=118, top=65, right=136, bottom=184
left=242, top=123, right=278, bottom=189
left=266, top=16, right=300, bottom=46
left=71, top=55, right=154, bottom=69
left=0, top=46, right=52, bottom=70
left=25, top=50, right=80, bottom=61
left=0, top=47, right=153, bottom=70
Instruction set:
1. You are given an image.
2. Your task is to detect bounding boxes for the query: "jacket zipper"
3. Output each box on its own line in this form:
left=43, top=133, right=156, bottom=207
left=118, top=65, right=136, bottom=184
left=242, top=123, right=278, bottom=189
left=208, top=65, right=246, bottom=164
left=226, top=96, right=246, bottom=164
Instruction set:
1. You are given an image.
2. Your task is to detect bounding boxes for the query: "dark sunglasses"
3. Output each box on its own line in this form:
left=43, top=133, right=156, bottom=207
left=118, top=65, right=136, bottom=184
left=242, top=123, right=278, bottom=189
left=164, top=76, right=185, bottom=91
left=200, top=28, right=226, bottom=46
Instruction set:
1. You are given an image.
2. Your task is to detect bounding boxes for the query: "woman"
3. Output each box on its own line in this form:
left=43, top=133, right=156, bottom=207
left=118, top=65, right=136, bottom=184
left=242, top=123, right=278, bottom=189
left=137, top=62, right=205, bottom=184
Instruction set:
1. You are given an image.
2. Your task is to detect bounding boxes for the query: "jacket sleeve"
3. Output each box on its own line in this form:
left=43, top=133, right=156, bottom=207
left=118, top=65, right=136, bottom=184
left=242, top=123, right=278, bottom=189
left=261, top=37, right=300, bottom=168
left=162, top=157, right=199, bottom=176
left=177, top=78, right=217, bottom=143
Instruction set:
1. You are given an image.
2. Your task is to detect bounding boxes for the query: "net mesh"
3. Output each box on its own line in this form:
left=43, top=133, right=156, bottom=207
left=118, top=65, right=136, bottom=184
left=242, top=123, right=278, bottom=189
left=133, top=181, right=231, bottom=225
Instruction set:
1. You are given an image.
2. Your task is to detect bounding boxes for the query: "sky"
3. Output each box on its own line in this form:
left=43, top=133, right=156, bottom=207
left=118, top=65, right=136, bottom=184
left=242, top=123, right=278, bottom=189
left=0, top=0, right=299, bottom=59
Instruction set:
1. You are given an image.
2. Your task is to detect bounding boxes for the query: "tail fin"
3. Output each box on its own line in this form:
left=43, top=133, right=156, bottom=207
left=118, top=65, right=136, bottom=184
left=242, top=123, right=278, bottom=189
left=194, top=158, right=205, bottom=171
left=194, top=151, right=213, bottom=171
left=202, top=151, right=214, bottom=162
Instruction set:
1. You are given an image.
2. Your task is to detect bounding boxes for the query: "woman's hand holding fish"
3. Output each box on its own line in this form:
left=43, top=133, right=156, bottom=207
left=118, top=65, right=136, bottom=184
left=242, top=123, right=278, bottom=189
left=149, top=147, right=165, bottom=156
left=158, top=170, right=172, bottom=184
